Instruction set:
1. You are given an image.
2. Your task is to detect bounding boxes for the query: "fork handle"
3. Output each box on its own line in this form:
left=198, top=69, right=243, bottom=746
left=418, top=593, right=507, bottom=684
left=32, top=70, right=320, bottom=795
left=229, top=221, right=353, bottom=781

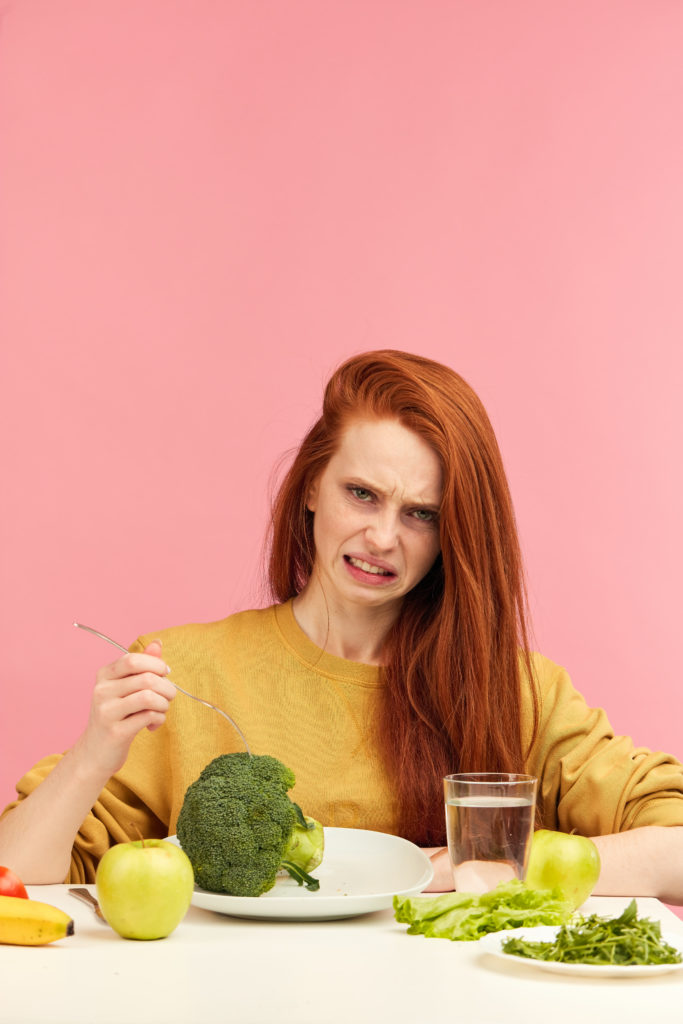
left=68, top=887, right=107, bottom=921
left=73, top=621, right=252, bottom=754
left=74, top=622, right=129, bottom=654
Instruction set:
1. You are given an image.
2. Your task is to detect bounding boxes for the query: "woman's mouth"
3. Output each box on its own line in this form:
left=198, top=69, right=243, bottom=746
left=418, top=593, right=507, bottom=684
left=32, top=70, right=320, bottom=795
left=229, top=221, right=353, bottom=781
left=343, top=555, right=397, bottom=584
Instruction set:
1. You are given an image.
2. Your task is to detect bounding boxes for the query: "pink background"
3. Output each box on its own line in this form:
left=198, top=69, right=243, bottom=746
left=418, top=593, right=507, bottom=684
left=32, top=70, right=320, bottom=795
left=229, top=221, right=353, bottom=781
left=2, top=0, right=682, bottom=854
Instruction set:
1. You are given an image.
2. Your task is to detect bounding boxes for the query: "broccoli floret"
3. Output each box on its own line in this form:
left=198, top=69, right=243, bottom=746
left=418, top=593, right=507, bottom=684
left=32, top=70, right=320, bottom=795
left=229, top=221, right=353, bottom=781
left=176, top=752, right=324, bottom=897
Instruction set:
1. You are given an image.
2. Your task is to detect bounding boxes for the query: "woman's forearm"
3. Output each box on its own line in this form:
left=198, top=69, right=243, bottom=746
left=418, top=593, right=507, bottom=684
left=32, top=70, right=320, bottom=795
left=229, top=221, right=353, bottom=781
left=0, top=746, right=110, bottom=883
left=422, top=826, right=683, bottom=904
left=590, top=825, right=683, bottom=905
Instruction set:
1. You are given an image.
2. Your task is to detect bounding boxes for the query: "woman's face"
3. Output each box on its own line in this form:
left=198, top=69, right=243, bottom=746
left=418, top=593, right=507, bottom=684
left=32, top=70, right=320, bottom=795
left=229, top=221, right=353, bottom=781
left=306, top=417, right=443, bottom=615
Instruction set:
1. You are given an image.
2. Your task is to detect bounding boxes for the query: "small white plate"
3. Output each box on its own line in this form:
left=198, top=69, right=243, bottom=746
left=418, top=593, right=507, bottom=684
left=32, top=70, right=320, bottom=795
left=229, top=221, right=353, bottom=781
left=479, top=924, right=683, bottom=977
left=166, top=827, right=433, bottom=921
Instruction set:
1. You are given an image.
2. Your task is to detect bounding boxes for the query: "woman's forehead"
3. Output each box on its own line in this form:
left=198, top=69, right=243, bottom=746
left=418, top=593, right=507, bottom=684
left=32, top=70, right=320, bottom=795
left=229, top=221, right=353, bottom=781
left=327, top=417, right=443, bottom=503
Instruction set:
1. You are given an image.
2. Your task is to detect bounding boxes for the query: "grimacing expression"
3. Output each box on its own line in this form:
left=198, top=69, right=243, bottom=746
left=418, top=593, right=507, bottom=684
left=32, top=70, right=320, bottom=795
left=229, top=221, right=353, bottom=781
left=306, top=417, right=443, bottom=612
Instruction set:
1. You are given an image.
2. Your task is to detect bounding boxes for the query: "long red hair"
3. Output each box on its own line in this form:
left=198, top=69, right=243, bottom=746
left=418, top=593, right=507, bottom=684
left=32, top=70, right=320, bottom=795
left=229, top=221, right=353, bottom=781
left=268, top=350, right=539, bottom=845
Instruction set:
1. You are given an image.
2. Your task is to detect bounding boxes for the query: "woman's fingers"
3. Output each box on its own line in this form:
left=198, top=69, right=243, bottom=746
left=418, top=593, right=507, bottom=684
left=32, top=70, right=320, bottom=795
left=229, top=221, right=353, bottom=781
left=94, top=640, right=176, bottom=702
left=101, top=649, right=171, bottom=682
left=87, top=640, right=178, bottom=743
left=97, top=684, right=175, bottom=721
left=97, top=670, right=177, bottom=702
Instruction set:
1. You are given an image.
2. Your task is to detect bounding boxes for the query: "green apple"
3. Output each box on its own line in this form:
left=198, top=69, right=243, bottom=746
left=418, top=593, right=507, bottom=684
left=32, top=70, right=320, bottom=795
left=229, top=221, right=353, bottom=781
left=525, top=829, right=601, bottom=911
left=96, top=838, right=194, bottom=940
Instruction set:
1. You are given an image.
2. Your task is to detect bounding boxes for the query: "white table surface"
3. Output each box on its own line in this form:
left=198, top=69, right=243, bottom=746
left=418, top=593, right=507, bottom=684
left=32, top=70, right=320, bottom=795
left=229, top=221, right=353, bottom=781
left=2, top=887, right=682, bottom=1024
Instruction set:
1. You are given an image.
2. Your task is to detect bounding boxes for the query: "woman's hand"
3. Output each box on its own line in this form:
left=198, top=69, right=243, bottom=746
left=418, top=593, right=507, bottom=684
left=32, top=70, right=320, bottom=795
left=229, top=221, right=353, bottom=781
left=422, top=847, right=454, bottom=892
left=72, top=640, right=177, bottom=781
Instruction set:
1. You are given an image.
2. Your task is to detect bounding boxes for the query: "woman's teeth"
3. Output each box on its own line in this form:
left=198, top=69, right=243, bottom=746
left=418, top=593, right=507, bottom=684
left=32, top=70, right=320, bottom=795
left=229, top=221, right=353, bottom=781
left=347, top=557, right=392, bottom=576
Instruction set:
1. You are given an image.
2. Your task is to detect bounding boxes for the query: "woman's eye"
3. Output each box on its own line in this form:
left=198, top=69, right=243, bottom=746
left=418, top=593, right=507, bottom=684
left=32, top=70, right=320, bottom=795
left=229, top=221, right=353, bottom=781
left=412, top=508, right=437, bottom=522
left=350, top=486, right=373, bottom=501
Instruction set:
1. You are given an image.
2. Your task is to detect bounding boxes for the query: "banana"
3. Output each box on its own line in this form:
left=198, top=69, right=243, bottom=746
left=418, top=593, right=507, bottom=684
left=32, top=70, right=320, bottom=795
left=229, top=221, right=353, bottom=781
left=0, top=894, right=74, bottom=946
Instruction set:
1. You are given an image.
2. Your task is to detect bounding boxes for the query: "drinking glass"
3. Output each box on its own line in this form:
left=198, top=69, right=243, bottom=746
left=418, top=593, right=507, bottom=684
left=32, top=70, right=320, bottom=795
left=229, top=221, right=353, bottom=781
left=443, top=773, right=537, bottom=894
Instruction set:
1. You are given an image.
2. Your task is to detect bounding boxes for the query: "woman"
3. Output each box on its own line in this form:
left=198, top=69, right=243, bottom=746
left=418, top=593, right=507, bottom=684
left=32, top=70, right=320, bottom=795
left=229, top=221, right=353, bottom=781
left=2, top=350, right=683, bottom=898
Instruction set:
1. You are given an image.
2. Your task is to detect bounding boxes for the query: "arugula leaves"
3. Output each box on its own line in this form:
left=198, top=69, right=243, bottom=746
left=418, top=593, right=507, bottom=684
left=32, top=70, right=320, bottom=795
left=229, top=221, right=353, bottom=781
left=393, top=880, right=572, bottom=941
left=502, top=900, right=683, bottom=965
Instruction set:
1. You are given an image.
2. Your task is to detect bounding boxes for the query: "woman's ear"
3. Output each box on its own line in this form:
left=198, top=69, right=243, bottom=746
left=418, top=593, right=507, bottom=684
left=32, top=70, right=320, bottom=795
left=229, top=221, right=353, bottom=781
left=306, top=479, right=319, bottom=513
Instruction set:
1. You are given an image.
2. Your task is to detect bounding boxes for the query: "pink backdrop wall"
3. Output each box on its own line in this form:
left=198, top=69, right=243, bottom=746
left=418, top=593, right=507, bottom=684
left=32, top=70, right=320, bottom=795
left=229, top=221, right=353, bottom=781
left=2, top=1, right=682, bottom=835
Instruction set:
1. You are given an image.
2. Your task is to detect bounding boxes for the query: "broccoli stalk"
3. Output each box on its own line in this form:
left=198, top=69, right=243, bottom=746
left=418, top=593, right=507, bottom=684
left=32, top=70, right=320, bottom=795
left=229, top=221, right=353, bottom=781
left=176, top=752, right=325, bottom=897
left=279, top=804, right=324, bottom=891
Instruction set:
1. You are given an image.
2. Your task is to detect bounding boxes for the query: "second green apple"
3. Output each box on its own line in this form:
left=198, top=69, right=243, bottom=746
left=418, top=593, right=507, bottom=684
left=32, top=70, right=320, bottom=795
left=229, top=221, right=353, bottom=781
left=525, top=828, right=601, bottom=910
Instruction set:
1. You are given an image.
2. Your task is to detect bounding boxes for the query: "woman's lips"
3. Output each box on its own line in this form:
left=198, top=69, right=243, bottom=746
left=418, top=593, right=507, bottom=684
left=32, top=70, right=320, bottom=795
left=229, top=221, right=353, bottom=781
left=343, top=554, right=397, bottom=584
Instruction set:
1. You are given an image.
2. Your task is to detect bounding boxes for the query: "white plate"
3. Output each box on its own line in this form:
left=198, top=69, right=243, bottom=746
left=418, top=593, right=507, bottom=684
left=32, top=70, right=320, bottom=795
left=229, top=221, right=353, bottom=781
left=166, top=827, right=433, bottom=921
left=479, top=924, right=683, bottom=977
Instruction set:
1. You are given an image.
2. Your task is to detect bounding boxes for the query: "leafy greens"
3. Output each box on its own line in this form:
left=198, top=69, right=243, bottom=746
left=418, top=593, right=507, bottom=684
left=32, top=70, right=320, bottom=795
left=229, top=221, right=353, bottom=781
left=393, top=880, right=572, bottom=941
left=501, top=899, right=683, bottom=966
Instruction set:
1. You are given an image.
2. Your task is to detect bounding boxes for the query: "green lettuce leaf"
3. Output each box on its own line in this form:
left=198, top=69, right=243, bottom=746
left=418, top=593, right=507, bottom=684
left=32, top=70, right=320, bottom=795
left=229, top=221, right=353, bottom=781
left=394, top=880, right=572, bottom=941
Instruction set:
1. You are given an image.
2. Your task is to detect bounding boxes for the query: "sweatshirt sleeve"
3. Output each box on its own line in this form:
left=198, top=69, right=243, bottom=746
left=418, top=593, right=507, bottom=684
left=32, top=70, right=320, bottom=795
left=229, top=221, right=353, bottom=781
left=526, top=655, right=683, bottom=836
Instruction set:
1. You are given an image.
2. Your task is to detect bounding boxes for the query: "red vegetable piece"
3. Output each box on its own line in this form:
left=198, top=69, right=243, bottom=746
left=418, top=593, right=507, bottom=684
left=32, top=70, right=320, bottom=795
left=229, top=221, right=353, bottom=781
left=0, top=865, right=29, bottom=899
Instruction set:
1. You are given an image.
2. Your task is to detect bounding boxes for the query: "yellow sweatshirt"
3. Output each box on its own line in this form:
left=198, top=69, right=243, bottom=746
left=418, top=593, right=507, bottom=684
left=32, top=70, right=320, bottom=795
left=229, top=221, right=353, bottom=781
left=5, top=601, right=683, bottom=883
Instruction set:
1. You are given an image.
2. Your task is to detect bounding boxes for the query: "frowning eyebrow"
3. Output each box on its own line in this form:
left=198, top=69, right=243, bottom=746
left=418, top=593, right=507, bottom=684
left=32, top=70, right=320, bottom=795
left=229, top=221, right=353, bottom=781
left=345, top=477, right=441, bottom=511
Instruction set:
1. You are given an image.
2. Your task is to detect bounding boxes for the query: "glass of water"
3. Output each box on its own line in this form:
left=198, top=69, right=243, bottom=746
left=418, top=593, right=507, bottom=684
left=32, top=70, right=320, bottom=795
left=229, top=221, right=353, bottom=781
left=443, top=773, right=537, bottom=894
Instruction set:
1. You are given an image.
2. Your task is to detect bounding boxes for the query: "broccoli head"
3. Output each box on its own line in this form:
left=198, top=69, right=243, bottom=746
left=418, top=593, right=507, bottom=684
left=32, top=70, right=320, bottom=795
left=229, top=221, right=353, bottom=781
left=176, top=752, right=324, bottom=897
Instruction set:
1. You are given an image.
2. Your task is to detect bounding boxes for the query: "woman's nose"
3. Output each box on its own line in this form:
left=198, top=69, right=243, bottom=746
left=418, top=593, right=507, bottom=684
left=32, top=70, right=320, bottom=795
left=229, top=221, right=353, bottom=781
left=365, top=511, right=399, bottom=551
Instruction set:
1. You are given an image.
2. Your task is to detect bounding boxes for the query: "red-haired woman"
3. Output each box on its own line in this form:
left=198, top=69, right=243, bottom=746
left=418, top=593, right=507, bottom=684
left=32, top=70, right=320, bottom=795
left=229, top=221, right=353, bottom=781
left=2, top=350, right=683, bottom=900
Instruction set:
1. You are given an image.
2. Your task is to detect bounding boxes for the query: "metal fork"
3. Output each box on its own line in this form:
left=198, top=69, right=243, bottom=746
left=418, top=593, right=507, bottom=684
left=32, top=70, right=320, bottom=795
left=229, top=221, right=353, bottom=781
left=73, top=621, right=251, bottom=754
left=68, top=887, right=107, bottom=922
